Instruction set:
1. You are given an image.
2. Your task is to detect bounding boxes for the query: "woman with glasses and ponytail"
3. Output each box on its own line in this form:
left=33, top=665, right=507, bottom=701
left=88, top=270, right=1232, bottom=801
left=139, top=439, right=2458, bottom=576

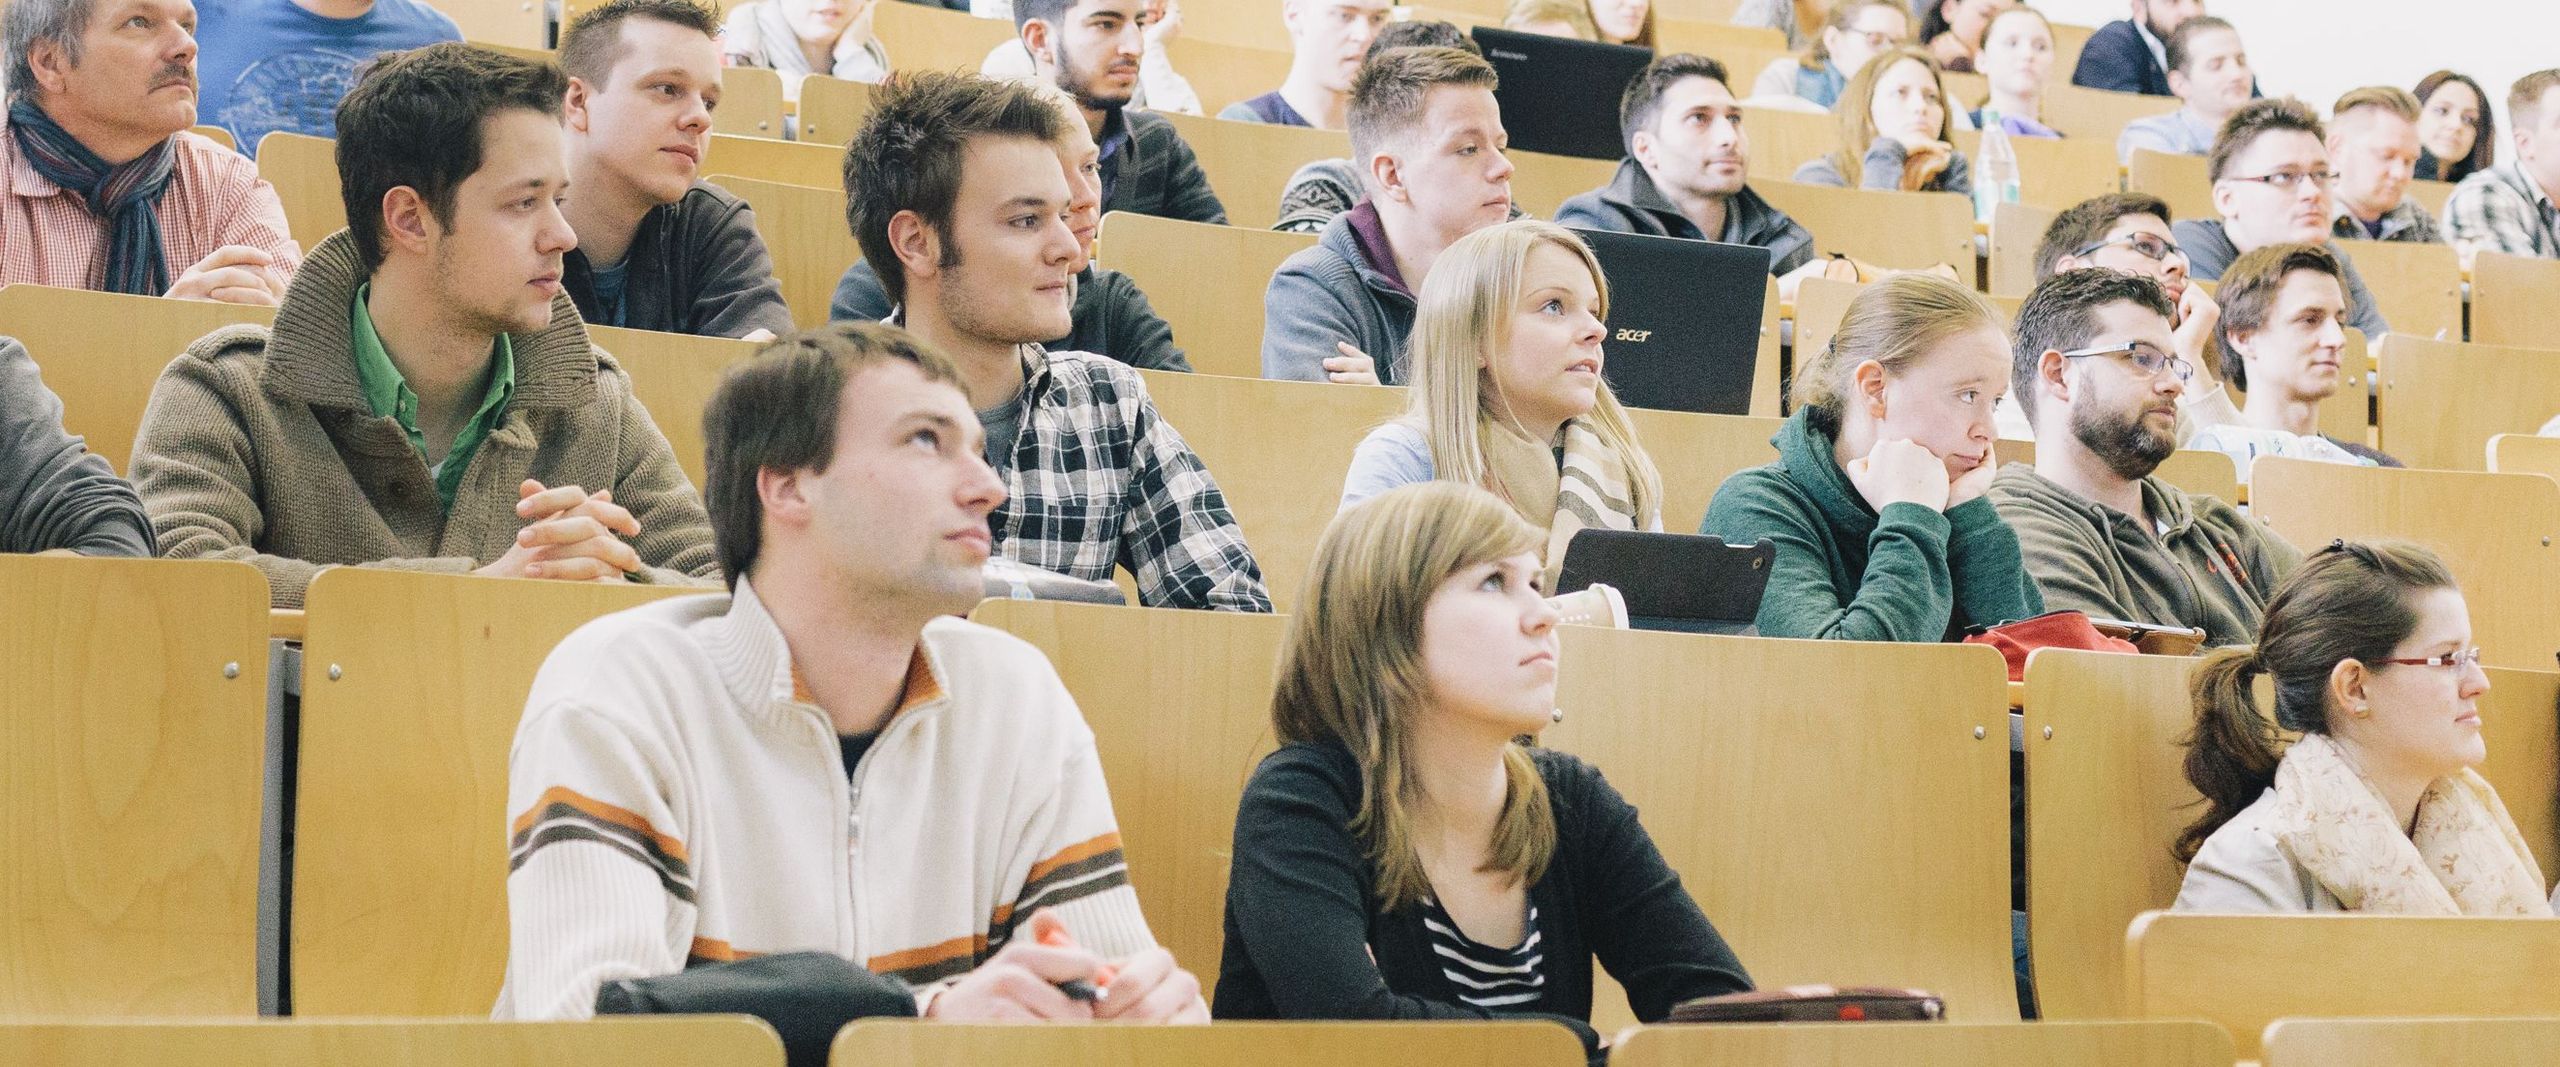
left=2175, top=540, right=2554, bottom=915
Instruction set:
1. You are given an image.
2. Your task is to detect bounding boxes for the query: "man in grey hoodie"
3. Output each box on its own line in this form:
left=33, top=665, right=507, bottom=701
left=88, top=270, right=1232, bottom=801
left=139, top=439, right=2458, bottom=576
left=0, top=337, right=153, bottom=557
left=1988, top=268, right=2302, bottom=647
left=1260, top=45, right=1513, bottom=386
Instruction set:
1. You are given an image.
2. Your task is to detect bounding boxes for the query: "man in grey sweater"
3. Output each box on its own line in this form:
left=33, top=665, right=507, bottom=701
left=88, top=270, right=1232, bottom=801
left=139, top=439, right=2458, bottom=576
left=1990, top=269, right=2301, bottom=647
left=1261, top=45, right=1513, bottom=386
left=0, top=337, right=153, bottom=557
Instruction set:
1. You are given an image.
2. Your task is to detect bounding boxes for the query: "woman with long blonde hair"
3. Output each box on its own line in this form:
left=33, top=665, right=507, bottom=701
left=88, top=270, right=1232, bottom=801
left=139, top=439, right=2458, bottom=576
left=1215, top=482, right=1751, bottom=1054
left=1339, top=220, right=1663, bottom=584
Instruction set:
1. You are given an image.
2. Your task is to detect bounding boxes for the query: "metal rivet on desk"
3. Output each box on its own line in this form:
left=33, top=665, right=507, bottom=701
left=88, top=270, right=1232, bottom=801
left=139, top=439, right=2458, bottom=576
left=222, top=662, right=240, bottom=679
left=327, top=665, right=343, bottom=681
left=1972, top=725, right=1986, bottom=740
left=2545, top=537, right=2552, bottom=547
left=2043, top=726, right=2054, bottom=740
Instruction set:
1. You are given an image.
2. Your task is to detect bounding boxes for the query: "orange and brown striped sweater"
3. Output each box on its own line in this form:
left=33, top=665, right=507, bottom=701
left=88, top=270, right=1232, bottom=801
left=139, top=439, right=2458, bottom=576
left=494, top=579, right=1158, bottom=1020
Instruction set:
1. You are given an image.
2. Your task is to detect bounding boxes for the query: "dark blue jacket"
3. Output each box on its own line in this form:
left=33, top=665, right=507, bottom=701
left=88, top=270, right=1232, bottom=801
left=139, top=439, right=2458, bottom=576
left=2070, top=20, right=2171, bottom=96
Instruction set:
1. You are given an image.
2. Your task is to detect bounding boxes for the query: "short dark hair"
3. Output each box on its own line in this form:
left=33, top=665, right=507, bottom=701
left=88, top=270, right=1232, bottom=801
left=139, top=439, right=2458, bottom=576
left=1618, top=53, right=1729, bottom=157
left=2163, top=14, right=2233, bottom=77
left=558, top=0, right=718, bottom=86
left=1365, top=18, right=1477, bottom=60
left=2009, top=268, right=2177, bottom=422
left=2035, top=192, right=2174, bottom=281
left=2213, top=242, right=2346, bottom=392
left=843, top=72, right=1068, bottom=309
left=2206, top=96, right=2323, bottom=182
left=1348, top=45, right=1498, bottom=171
left=702, top=323, right=970, bottom=589
left=334, top=44, right=567, bottom=269
left=1011, top=0, right=1073, bottom=31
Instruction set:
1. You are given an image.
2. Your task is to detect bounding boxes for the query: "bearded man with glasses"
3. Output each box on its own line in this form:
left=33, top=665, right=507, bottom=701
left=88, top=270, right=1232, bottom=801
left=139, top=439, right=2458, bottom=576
left=1989, top=267, right=2303, bottom=648
left=1992, top=191, right=2224, bottom=442
left=2172, top=97, right=2393, bottom=338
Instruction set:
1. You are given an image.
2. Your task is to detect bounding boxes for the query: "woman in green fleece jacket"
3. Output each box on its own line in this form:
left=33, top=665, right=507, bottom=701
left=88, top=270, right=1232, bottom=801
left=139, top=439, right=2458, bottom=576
left=1704, top=274, right=2042, bottom=641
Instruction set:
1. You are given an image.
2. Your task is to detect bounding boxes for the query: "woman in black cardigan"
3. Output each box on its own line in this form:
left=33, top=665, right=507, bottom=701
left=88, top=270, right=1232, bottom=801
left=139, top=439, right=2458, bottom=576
left=1213, top=482, right=1752, bottom=1055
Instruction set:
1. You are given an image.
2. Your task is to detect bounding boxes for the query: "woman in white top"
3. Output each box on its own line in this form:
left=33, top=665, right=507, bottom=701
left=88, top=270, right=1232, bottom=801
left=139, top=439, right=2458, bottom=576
left=1339, top=220, right=1663, bottom=585
left=720, top=0, right=890, bottom=99
left=2175, top=540, right=2553, bottom=916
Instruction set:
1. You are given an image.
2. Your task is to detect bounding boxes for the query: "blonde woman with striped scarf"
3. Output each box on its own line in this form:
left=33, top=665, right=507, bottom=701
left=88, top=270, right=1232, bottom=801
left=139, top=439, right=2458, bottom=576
left=1340, top=220, right=1664, bottom=587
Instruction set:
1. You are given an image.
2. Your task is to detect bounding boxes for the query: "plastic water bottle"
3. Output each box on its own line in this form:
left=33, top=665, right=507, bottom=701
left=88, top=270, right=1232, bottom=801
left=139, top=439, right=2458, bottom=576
left=1975, top=108, right=2022, bottom=223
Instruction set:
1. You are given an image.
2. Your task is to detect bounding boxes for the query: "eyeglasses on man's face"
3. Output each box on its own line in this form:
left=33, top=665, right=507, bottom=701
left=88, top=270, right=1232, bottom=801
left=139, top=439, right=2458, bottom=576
left=2224, top=169, right=2339, bottom=191
left=2060, top=342, right=2193, bottom=382
left=2072, top=232, right=2186, bottom=264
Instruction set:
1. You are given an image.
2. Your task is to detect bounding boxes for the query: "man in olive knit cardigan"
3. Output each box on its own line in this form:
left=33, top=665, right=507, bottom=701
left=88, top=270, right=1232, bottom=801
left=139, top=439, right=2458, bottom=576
left=131, top=44, right=717, bottom=607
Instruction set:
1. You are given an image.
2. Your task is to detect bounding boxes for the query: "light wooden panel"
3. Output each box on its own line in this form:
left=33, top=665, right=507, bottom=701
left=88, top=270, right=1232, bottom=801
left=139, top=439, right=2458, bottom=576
left=0, top=556, right=270, bottom=1017
left=1510, top=147, right=1618, bottom=220
left=1098, top=211, right=1314, bottom=380
left=256, top=131, right=348, bottom=253
left=2338, top=238, right=2462, bottom=342
left=2019, top=649, right=2206, bottom=1021
left=712, top=66, right=787, bottom=140
left=1988, top=200, right=2060, bottom=297
left=1133, top=369, right=1405, bottom=613
left=2126, top=912, right=2560, bottom=1061
left=2048, top=22, right=2095, bottom=85
left=1158, top=112, right=1353, bottom=231
left=1750, top=273, right=1782, bottom=417
left=1654, top=17, right=1786, bottom=56
left=444, top=0, right=547, bottom=50
left=2377, top=335, right=2560, bottom=472
left=2472, top=250, right=2560, bottom=350
left=0, top=285, right=273, bottom=474
left=796, top=75, right=874, bottom=147
left=1166, top=37, right=1295, bottom=117
left=1545, top=631, right=2016, bottom=1030
left=1952, top=131, right=2124, bottom=213
left=1994, top=439, right=2241, bottom=506
left=290, top=570, right=701, bottom=1015
left=707, top=173, right=857, bottom=329
left=1742, top=104, right=1836, bottom=184
left=2266, top=1017, right=2560, bottom=1067
left=2404, top=178, right=2456, bottom=219
left=966, top=600, right=1288, bottom=1000
left=1624, top=408, right=1781, bottom=533
left=1791, top=275, right=1859, bottom=370
left=2489, top=432, right=2560, bottom=481
left=702, top=134, right=841, bottom=191
left=1757, top=180, right=1976, bottom=270
left=2247, top=457, right=2560, bottom=670
left=1612, top=1020, right=2234, bottom=1067
left=2046, top=84, right=2178, bottom=142
left=2477, top=668, right=2560, bottom=890
left=0, top=1017, right=783, bottom=1066
left=873, top=0, right=1017, bottom=74
left=590, top=324, right=759, bottom=490
left=837, top=1019, right=1587, bottom=1067
left=2125, top=148, right=2210, bottom=225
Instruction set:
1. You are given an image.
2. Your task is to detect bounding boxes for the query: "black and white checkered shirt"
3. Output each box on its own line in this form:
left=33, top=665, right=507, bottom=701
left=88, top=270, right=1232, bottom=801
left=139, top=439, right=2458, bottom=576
left=988, top=345, right=1270, bottom=613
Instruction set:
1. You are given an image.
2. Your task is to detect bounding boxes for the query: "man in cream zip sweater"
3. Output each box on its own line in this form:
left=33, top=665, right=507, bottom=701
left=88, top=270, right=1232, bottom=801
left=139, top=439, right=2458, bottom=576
left=498, top=322, right=1207, bottom=1023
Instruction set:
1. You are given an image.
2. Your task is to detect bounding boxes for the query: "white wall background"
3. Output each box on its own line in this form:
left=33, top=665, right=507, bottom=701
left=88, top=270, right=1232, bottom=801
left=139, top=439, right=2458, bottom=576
left=2037, top=0, right=2560, bottom=146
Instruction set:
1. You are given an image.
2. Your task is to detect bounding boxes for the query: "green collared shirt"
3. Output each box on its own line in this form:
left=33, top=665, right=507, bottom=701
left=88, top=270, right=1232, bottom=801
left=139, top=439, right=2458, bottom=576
left=349, top=283, right=516, bottom=512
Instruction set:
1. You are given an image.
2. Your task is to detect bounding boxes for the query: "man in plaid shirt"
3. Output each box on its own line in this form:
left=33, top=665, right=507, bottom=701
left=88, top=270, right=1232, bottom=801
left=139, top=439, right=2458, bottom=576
left=2444, top=70, right=2560, bottom=261
left=845, top=71, right=1268, bottom=613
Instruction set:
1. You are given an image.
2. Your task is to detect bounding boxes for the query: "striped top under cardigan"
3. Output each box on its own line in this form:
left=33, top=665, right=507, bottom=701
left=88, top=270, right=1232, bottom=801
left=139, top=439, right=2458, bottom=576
left=496, top=579, right=1160, bottom=1019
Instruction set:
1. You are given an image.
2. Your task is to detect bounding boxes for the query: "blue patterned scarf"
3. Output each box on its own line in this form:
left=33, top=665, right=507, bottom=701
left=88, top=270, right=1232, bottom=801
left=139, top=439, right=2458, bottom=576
left=7, top=97, right=177, bottom=295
